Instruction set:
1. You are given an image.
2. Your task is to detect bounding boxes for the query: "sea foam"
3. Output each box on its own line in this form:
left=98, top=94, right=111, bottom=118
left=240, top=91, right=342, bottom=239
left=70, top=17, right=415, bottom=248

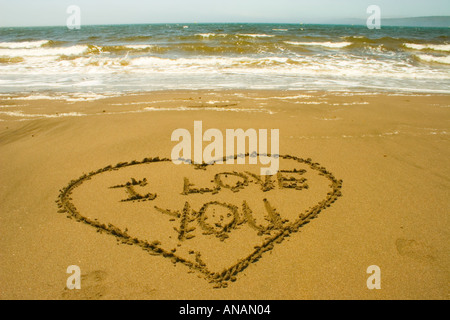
left=0, top=40, right=50, bottom=49
left=416, top=54, right=450, bottom=65
left=284, top=41, right=352, bottom=48
left=404, top=43, right=450, bottom=52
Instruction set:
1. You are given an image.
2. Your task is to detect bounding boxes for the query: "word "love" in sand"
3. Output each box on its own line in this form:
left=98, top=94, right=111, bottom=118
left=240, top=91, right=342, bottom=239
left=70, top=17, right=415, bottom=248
left=171, top=121, right=279, bottom=175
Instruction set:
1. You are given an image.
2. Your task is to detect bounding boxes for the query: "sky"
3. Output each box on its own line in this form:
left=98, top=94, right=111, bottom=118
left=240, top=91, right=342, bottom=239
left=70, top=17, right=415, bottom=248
left=0, top=0, right=449, bottom=27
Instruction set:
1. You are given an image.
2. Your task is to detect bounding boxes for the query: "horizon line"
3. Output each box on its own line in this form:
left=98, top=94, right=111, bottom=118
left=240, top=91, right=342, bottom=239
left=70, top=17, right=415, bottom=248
left=1, top=17, right=449, bottom=29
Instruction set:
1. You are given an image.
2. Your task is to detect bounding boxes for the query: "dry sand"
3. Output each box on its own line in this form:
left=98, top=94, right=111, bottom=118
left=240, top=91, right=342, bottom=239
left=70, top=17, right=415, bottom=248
left=0, top=90, right=448, bottom=300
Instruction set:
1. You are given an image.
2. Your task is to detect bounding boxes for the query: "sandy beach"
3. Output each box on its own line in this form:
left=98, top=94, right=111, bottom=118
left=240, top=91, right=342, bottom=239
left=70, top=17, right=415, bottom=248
left=0, top=90, right=448, bottom=299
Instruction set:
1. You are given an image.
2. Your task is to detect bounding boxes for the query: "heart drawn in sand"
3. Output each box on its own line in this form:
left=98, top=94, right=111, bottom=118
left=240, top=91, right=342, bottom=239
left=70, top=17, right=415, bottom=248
left=57, top=154, right=342, bottom=288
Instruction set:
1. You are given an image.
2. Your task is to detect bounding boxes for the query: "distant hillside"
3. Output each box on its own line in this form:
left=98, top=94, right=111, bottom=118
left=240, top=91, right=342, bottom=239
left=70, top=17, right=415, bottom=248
left=329, top=16, right=450, bottom=28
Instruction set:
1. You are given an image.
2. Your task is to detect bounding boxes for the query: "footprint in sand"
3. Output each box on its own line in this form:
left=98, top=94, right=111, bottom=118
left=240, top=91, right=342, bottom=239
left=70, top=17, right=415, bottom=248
left=395, top=238, right=436, bottom=263
left=61, top=270, right=108, bottom=300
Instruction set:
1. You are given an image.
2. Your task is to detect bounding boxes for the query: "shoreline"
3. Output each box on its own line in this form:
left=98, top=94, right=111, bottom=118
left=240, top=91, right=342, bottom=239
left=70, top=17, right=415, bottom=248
left=1, top=89, right=449, bottom=122
left=2, top=88, right=450, bottom=99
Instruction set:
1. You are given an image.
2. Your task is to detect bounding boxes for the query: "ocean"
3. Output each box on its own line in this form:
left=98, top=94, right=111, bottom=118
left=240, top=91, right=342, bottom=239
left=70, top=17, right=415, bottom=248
left=0, top=23, right=449, bottom=99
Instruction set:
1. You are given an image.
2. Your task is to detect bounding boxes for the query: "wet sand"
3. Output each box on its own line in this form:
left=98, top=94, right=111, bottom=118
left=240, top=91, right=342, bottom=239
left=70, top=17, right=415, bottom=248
left=0, top=90, right=449, bottom=299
